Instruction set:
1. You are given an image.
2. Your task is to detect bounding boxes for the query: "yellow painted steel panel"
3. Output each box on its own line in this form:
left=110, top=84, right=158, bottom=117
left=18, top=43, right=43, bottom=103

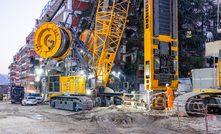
left=144, top=0, right=178, bottom=91
left=193, top=89, right=221, bottom=93
left=59, top=76, right=86, bottom=94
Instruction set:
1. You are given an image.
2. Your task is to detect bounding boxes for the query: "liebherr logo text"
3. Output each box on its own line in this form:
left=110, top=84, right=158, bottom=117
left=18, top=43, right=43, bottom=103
left=145, top=0, right=149, bottom=29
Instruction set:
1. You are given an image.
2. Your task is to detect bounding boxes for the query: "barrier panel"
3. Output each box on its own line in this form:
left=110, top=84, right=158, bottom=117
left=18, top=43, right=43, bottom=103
left=206, top=104, right=221, bottom=133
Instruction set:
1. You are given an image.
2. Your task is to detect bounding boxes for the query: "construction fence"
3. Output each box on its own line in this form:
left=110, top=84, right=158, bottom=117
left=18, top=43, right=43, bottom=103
left=122, top=91, right=173, bottom=116
left=176, top=102, right=221, bottom=134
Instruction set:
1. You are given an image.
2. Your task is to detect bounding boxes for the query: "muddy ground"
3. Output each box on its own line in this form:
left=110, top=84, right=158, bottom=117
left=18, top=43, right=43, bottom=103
left=0, top=102, right=220, bottom=134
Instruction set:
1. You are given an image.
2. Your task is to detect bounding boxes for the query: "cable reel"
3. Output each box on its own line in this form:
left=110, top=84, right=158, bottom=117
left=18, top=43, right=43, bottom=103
left=34, top=22, right=72, bottom=60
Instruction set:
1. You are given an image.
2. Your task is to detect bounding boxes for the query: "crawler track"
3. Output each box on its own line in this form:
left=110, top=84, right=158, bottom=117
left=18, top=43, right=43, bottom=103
left=50, top=96, right=93, bottom=112
left=174, top=92, right=221, bottom=116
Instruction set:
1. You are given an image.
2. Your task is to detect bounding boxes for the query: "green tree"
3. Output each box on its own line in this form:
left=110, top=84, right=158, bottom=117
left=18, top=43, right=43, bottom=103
left=178, top=0, right=220, bottom=77
left=34, top=81, right=39, bottom=90
left=121, top=0, right=144, bottom=90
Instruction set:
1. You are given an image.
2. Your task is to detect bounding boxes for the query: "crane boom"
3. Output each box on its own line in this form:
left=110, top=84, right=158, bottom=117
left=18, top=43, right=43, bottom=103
left=93, top=0, right=130, bottom=87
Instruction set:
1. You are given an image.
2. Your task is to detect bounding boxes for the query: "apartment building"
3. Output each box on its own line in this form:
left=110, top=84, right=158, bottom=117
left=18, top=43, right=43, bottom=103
left=36, top=0, right=89, bottom=28
left=18, top=30, right=40, bottom=93
left=8, top=29, right=40, bottom=93
left=8, top=54, right=20, bottom=89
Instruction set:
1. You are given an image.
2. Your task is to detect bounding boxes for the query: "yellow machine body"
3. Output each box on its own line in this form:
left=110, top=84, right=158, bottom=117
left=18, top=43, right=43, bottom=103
left=193, top=89, right=221, bottom=93
left=79, top=29, right=95, bottom=51
left=47, top=75, right=86, bottom=95
left=144, top=0, right=178, bottom=91
left=47, top=94, right=64, bottom=101
left=34, top=22, right=72, bottom=60
left=218, top=55, right=221, bottom=87
left=79, top=30, right=95, bottom=65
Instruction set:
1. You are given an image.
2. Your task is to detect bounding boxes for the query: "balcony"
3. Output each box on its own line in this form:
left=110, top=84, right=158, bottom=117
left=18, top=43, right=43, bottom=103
left=20, top=70, right=35, bottom=78
left=17, top=73, right=21, bottom=76
left=9, top=75, right=16, bottom=79
left=19, top=53, right=30, bottom=62
left=8, top=64, right=14, bottom=69
left=21, top=70, right=28, bottom=75
left=20, top=62, right=31, bottom=68
left=15, top=83, right=20, bottom=86
left=38, top=0, right=73, bottom=25
left=38, top=0, right=59, bottom=23
left=10, top=70, right=16, bottom=74
left=29, top=82, right=34, bottom=85
left=10, top=81, right=14, bottom=84
left=19, top=79, right=29, bottom=83
left=39, top=0, right=55, bottom=19
left=27, top=73, right=36, bottom=77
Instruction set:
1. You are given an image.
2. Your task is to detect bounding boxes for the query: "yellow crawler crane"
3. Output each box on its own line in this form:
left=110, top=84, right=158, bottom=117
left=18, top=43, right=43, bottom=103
left=34, top=0, right=130, bottom=111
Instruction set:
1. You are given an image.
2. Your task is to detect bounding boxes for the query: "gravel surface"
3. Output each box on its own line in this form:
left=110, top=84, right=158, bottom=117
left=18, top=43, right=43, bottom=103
left=0, top=102, right=219, bottom=134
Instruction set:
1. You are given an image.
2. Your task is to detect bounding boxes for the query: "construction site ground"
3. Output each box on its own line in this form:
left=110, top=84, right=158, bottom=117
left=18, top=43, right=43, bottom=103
left=0, top=101, right=220, bottom=134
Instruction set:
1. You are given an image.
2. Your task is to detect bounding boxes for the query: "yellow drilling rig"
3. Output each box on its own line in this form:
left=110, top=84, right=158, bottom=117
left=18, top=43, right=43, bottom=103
left=34, top=0, right=130, bottom=111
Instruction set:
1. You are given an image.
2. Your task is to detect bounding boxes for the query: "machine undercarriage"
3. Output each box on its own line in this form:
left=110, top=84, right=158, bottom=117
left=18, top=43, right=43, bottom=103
left=174, top=92, right=221, bottom=116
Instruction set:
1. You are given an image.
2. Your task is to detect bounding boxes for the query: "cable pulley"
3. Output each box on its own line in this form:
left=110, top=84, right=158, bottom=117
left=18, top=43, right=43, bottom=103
left=34, top=22, right=72, bottom=60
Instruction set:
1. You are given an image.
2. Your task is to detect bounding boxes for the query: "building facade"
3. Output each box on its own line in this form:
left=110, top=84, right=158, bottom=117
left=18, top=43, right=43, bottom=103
left=8, top=29, right=40, bottom=93
left=8, top=54, right=20, bottom=89
left=36, top=0, right=89, bottom=28
left=18, top=29, right=40, bottom=93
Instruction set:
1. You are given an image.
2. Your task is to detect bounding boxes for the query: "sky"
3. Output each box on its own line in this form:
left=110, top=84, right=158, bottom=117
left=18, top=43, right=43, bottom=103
left=0, top=0, right=49, bottom=74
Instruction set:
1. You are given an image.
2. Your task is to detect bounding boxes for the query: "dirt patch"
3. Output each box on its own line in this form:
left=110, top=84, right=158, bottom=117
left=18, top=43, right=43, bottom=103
left=0, top=102, right=218, bottom=134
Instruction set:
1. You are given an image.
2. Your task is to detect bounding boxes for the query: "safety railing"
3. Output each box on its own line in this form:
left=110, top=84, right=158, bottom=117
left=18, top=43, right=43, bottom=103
left=206, top=104, right=221, bottom=133
left=122, top=91, right=169, bottom=113
left=176, top=102, right=207, bottom=133
left=123, top=92, right=151, bottom=111
left=39, top=1, right=52, bottom=20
